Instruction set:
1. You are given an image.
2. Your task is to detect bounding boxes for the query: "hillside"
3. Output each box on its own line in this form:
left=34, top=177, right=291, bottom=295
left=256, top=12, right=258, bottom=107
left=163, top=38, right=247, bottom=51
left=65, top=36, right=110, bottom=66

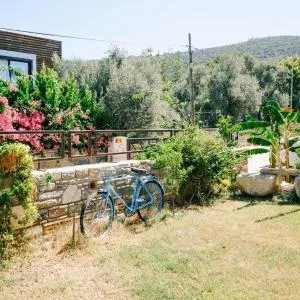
left=172, top=36, right=300, bottom=63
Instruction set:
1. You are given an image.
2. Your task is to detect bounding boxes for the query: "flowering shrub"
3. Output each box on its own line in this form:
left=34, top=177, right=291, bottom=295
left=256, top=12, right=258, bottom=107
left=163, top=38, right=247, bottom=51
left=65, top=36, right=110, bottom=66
left=53, top=114, right=63, bottom=126
left=48, top=105, right=90, bottom=131
left=42, top=133, right=61, bottom=152
left=97, top=132, right=109, bottom=150
left=13, top=109, right=44, bottom=130
left=0, top=96, right=45, bottom=152
left=9, top=85, right=18, bottom=93
left=12, top=109, right=45, bottom=152
left=0, top=97, right=14, bottom=131
left=0, top=65, right=105, bottom=155
left=72, top=127, right=81, bottom=146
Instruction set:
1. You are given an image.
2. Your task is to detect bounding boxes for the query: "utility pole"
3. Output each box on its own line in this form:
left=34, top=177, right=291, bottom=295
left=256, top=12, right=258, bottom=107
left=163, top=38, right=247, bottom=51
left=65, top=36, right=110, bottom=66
left=188, top=33, right=195, bottom=123
left=290, top=61, right=294, bottom=109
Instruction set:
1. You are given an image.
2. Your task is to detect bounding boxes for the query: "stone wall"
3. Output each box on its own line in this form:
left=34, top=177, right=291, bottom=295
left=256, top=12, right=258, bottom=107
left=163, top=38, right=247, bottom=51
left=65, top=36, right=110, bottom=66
left=20, top=160, right=151, bottom=236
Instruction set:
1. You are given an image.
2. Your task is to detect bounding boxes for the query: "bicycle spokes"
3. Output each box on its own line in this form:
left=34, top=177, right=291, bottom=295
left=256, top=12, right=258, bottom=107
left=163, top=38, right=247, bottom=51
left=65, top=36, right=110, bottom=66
left=80, top=193, right=114, bottom=238
left=137, top=181, right=163, bottom=222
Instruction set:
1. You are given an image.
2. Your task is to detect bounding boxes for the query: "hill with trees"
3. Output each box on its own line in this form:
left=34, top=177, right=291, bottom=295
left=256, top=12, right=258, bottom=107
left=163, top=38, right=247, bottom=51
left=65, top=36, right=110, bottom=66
left=172, top=36, right=300, bottom=63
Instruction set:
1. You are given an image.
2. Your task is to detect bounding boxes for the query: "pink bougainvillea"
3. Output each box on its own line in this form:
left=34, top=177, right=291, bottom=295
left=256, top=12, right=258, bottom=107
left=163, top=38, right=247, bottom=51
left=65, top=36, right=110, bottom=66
left=9, top=85, right=18, bottom=92
left=72, top=127, right=81, bottom=145
left=12, top=109, right=45, bottom=152
left=54, top=114, right=63, bottom=125
left=31, top=100, right=41, bottom=108
left=96, top=132, right=109, bottom=150
left=0, top=96, right=14, bottom=131
left=13, top=109, right=45, bottom=131
left=0, top=96, right=45, bottom=152
left=72, top=135, right=81, bottom=145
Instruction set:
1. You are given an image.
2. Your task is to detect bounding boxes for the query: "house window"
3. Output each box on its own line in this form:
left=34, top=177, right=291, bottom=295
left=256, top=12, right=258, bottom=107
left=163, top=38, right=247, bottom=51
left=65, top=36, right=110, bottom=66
left=0, top=50, right=36, bottom=83
left=0, top=58, right=9, bottom=81
left=0, top=57, right=32, bottom=82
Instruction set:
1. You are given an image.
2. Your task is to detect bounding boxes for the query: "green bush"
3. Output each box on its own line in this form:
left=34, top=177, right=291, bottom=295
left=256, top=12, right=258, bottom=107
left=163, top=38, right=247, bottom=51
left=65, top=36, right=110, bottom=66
left=216, top=115, right=240, bottom=147
left=0, top=143, right=37, bottom=259
left=138, top=126, right=237, bottom=205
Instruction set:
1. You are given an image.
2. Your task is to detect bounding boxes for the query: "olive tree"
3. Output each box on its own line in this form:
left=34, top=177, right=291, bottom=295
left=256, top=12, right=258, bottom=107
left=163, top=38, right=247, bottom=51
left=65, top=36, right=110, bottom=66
left=104, top=55, right=179, bottom=129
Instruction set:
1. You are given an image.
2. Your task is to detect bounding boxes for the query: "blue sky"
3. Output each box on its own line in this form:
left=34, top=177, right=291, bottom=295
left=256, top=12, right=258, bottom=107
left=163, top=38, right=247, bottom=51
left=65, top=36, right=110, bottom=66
left=2, top=0, right=300, bottom=59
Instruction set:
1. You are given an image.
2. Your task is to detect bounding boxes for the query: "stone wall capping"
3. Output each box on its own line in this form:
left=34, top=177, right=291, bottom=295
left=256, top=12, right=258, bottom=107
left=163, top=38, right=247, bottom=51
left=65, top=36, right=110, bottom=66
left=61, top=170, right=75, bottom=180
left=35, top=160, right=149, bottom=174
left=51, top=172, right=62, bottom=181
left=38, top=190, right=64, bottom=201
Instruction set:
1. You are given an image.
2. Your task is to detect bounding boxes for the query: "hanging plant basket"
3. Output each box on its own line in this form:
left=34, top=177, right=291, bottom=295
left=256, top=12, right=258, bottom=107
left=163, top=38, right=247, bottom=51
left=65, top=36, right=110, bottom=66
left=0, top=151, right=20, bottom=174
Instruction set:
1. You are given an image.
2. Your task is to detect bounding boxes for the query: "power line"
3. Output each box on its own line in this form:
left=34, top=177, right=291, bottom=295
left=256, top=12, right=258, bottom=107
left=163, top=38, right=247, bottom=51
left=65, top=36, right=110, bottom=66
left=192, top=46, right=229, bottom=80
left=191, top=47, right=214, bottom=80
left=0, top=27, right=187, bottom=49
left=193, top=47, right=215, bottom=60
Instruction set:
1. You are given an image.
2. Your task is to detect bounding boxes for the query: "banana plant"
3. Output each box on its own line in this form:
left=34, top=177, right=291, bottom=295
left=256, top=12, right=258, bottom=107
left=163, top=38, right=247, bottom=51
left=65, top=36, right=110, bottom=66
left=238, top=100, right=300, bottom=179
left=239, top=118, right=280, bottom=168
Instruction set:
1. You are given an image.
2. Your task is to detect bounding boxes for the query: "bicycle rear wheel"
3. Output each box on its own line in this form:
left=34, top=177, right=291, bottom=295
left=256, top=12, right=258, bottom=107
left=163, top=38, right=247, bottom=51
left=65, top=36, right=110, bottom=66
left=137, top=180, right=164, bottom=222
left=80, top=192, right=114, bottom=238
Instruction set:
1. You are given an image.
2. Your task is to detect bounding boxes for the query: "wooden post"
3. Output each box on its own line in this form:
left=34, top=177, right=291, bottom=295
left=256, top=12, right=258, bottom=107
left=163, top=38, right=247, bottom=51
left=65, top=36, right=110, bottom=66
left=60, top=132, right=65, bottom=158
left=290, top=61, right=293, bottom=109
left=188, top=33, right=195, bottom=123
left=93, top=132, right=98, bottom=156
left=126, top=139, right=130, bottom=160
left=87, top=132, right=92, bottom=157
left=72, top=213, right=76, bottom=247
left=68, top=132, right=72, bottom=158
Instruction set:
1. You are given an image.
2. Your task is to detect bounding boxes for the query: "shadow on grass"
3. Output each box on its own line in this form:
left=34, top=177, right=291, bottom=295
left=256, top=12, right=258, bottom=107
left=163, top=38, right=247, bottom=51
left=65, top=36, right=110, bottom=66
left=229, top=191, right=300, bottom=222
left=255, top=208, right=300, bottom=223
left=276, top=190, right=300, bottom=206
left=229, top=194, right=273, bottom=211
left=57, top=230, right=87, bottom=255
left=116, top=209, right=166, bottom=235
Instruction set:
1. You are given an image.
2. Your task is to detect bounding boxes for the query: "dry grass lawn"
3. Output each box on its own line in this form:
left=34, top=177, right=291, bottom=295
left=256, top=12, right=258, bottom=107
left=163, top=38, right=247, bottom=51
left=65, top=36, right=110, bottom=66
left=0, top=197, right=300, bottom=299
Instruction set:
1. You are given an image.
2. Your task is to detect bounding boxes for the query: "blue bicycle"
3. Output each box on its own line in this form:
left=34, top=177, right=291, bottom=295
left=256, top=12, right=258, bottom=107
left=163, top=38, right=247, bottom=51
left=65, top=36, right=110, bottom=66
left=80, top=167, right=164, bottom=238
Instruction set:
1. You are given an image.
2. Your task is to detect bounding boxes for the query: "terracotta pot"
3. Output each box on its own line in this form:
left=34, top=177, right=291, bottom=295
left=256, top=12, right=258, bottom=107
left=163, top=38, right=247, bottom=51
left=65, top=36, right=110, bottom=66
left=0, top=152, right=19, bottom=173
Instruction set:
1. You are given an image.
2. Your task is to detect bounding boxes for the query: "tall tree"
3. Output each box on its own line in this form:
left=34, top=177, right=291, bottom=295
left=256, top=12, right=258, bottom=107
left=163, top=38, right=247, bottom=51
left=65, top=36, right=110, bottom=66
left=104, top=54, right=179, bottom=129
left=193, top=54, right=263, bottom=123
left=278, top=57, right=300, bottom=110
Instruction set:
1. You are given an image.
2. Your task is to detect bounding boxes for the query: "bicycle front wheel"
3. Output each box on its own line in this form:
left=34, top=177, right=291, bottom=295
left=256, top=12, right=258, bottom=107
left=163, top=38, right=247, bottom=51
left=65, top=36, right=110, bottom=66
left=80, top=192, right=114, bottom=238
left=137, top=181, right=164, bottom=222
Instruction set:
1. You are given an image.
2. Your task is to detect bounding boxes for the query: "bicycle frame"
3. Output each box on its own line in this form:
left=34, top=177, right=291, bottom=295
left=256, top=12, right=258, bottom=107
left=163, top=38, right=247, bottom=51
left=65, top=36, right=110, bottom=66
left=80, top=169, right=164, bottom=238
left=99, top=170, right=154, bottom=213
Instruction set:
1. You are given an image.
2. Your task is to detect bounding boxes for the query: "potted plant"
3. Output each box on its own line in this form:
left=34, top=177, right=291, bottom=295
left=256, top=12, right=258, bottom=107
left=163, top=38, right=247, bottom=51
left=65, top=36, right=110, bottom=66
left=236, top=100, right=300, bottom=195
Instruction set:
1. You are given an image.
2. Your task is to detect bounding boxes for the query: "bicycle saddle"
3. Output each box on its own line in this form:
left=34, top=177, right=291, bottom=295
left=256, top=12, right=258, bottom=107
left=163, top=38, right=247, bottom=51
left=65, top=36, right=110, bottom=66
left=131, top=167, right=148, bottom=174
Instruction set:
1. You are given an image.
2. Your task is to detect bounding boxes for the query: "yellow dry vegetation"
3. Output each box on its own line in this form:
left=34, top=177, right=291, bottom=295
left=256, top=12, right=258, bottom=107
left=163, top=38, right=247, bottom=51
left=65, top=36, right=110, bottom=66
left=0, top=198, right=300, bottom=300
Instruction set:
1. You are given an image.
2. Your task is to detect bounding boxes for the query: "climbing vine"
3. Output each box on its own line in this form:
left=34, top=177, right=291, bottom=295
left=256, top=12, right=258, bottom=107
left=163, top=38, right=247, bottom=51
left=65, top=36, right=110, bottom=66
left=0, top=143, right=37, bottom=259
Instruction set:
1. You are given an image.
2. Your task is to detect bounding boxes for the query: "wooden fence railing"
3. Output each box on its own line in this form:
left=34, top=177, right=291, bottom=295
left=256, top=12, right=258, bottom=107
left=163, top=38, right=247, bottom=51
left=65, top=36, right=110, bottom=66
left=0, top=129, right=180, bottom=164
